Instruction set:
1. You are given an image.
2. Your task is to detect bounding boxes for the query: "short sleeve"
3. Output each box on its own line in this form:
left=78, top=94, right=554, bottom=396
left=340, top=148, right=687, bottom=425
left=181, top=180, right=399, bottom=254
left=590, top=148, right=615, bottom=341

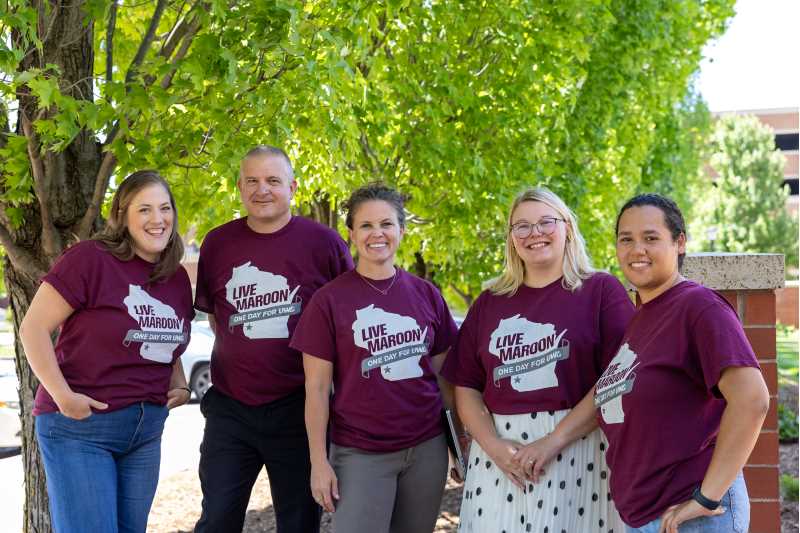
left=598, top=274, right=636, bottom=368
left=691, top=299, right=760, bottom=394
left=289, top=292, right=338, bottom=361
left=429, top=288, right=458, bottom=356
left=41, top=242, right=97, bottom=310
left=176, top=268, right=196, bottom=357
left=440, top=294, right=487, bottom=390
left=330, top=233, right=354, bottom=278
left=194, top=237, right=213, bottom=313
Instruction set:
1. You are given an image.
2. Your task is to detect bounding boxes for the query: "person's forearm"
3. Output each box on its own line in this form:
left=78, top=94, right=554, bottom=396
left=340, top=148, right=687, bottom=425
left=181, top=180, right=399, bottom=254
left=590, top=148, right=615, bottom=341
left=700, top=396, right=768, bottom=500
left=455, top=386, right=498, bottom=450
left=305, top=385, right=331, bottom=465
left=20, top=322, right=71, bottom=402
left=169, top=359, right=188, bottom=389
left=550, top=387, right=599, bottom=448
left=438, top=376, right=467, bottom=435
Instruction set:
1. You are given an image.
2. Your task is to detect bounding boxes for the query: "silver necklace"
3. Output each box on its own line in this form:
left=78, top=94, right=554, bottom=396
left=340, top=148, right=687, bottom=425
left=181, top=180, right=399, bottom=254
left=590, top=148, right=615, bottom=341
left=358, top=269, right=398, bottom=296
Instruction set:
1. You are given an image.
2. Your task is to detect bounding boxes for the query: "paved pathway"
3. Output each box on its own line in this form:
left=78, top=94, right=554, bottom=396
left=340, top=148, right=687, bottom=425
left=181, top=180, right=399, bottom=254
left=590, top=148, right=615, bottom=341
left=0, top=403, right=203, bottom=533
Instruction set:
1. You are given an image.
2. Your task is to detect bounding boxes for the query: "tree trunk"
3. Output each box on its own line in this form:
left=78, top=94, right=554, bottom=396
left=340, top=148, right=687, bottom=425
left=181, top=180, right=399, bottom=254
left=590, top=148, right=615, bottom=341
left=4, top=3, right=101, bottom=532
left=5, top=259, right=51, bottom=533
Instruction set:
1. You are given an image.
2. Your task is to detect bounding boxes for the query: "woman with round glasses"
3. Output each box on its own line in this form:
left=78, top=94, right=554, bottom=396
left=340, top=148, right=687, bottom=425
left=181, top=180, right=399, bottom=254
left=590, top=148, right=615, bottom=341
left=441, top=187, right=634, bottom=532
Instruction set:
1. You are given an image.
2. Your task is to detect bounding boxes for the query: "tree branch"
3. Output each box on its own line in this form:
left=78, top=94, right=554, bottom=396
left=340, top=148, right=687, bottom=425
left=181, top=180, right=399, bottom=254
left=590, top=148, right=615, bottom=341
left=159, top=15, right=202, bottom=89
left=124, top=0, right=169, bottom=86
left=449, top=283, right=474, bottom=308
left=81, top=0, right=202, bottom=238
left=0, top=100, right=9, bottom=145
left=0, top=223, right=47, bottom=279
left=359, top=132, right=381, bottom=177
left=75, top=148, right=117, bottom=240
left=106, top=0, right=118, bottom=85
left=160, top=1, right=205, bottom=60
left=20, top=111, right=61, bottom=259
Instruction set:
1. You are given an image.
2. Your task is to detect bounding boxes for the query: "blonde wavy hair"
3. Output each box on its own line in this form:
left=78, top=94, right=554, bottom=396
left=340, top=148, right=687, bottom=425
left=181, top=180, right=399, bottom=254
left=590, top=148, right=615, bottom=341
left=490, top=187, right=595, bottom=296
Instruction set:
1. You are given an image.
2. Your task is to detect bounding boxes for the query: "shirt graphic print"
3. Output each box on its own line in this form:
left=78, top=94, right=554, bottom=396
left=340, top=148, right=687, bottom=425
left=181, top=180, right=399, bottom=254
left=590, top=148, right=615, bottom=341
left=352, top=304, right=429, bottom=381
left=225, top=261, right=301, bottom=339
left=123, top=284, right=187, bottom=363
left=489, top=314, right=569, bottom=392
left=595, top=343, right=639, bottom=424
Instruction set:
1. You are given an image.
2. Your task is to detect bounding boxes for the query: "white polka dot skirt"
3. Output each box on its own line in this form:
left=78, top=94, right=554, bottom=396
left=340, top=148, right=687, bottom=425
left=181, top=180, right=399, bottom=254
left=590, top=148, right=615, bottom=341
left=458, top=410, right=623, bottom=533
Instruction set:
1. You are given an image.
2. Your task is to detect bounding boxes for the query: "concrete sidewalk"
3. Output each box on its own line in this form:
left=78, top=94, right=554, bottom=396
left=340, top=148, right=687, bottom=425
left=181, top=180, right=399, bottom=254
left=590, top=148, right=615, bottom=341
left=0, top=403, right=204, bottom=533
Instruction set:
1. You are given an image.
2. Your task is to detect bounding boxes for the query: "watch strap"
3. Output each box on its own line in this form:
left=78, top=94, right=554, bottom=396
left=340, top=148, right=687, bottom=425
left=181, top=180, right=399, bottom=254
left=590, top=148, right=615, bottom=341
left=692, top=487, right=721, bottom=511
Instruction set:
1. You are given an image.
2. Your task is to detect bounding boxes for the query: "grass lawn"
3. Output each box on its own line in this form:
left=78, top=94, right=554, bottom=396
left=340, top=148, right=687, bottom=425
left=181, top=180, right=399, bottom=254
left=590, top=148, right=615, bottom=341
left=778, top=325, right=799, bottom=386
left=0, top=344, right=12, bottom=359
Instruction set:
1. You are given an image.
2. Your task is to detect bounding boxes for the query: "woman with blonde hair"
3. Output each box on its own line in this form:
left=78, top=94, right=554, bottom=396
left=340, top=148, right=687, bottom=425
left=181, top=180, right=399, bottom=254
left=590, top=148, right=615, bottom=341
left=442, top=187, right=634, bottom=532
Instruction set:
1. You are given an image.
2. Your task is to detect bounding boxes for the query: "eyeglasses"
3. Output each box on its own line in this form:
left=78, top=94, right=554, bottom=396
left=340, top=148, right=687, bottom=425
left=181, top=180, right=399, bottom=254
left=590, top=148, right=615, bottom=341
left=510, top=217, right=565, bottom=239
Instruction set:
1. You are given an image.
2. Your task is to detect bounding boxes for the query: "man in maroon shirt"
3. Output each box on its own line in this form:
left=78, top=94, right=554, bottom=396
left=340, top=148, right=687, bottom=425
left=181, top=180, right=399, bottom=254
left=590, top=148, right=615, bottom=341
left=194, top=146, right=353, bottom=533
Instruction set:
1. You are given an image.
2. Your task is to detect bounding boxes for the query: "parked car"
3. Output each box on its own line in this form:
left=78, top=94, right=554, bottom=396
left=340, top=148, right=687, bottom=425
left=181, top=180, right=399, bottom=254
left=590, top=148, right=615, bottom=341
left=178, top=313, right=459, bottom=402
left=181, top=320, right=214, bottom=401
left=0, top=360, right=21, bottom=448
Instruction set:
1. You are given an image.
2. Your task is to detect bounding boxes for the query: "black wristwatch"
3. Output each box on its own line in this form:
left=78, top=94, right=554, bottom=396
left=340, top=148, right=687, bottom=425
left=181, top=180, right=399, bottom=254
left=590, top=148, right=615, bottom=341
left=691, top=487, right=721, bottom=511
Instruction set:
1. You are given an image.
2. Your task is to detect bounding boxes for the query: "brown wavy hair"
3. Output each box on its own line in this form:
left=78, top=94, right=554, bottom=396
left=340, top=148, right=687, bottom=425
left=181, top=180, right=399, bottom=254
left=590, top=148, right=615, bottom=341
left=93, top=170, right=184, bottom=283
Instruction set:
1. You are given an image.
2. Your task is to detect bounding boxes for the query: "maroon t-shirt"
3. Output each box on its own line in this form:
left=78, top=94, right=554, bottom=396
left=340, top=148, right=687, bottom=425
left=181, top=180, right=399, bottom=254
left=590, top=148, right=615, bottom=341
left=290, top=269, right=458, bottom=452
left=441, top=272, right=634, bottom=414
left=195, top=216, right=353, bottom=406
left=34, top=241, right=194, bottom=415
left=594, top=281, right=760, bottom=527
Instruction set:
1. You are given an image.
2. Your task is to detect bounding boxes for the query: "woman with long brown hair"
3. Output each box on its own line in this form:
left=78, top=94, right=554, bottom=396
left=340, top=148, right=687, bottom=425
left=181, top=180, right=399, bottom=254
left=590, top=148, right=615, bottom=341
left=20, top=170, right=194, bottom=533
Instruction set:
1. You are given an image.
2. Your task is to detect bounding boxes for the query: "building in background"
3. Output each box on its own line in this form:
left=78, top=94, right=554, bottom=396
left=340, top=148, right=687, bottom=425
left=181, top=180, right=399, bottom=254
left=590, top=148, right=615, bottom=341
left=714, top=107, right=799, bottom=213
left=711, top=107, right=799, bottom=326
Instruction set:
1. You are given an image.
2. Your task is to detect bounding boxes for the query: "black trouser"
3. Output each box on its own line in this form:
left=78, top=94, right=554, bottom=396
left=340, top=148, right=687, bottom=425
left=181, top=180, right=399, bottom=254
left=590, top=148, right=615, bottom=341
left=195, top=387, right=321, bottom=533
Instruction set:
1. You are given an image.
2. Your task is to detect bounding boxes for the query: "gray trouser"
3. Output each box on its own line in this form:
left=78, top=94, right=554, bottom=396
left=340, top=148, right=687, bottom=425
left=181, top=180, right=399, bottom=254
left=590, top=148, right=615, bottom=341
left=330, top=433, right=449, bottom=533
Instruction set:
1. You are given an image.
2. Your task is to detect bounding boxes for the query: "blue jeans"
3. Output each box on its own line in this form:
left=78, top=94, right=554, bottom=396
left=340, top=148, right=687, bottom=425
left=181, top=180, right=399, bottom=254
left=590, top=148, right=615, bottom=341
left=626, top=473, right=749, bottom=533
left=36, top=402, right=169, bottom=533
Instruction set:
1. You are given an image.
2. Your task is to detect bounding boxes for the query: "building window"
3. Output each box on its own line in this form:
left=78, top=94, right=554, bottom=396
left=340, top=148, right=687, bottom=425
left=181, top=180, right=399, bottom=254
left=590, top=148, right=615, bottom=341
left=775, top=133, right=799, bottom=151
left=783, top=178, right=799, bottom=196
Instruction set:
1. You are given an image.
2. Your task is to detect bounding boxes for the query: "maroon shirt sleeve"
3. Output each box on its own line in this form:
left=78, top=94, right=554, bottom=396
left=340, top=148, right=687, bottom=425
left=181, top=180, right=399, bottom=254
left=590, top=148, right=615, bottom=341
left=290, top=291, right=337, bottom=361
left=691, top=298, right=760, bottom=395
left=193, top=235, right=214, bottom=313
left=598, top=274, right=636, bottom=368
left=429, top=285, right=459, bottom=356
left=331, top=235, right=354, bottom=277
left=42, top=242, right=100, bottom=310
left=441, top=293, right=486, bottom=389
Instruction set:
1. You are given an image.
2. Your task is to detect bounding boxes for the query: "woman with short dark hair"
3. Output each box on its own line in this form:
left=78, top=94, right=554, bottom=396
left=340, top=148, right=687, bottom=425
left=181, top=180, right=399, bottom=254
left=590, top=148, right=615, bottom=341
left=20, top=170, right=194, bottom=533
left=521, top=193, right=769, bottom=532
left=291, top=183, right=459, bottom=533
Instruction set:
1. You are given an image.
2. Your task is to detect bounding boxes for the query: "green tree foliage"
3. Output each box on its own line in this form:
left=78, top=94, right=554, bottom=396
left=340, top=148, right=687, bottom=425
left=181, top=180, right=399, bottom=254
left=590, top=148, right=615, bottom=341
left=1, top=1, right=735, bottom=298
left=639, top=86, right=714, bottom=224
left=689, top=115, right=799, bottom=273
left=0, top=1, right=736, bottom=529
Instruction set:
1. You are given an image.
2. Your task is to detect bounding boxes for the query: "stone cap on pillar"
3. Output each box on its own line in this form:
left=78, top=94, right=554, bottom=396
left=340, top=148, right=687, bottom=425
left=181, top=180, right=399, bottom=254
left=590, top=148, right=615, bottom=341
left=682, top=253, right=785, bottom=290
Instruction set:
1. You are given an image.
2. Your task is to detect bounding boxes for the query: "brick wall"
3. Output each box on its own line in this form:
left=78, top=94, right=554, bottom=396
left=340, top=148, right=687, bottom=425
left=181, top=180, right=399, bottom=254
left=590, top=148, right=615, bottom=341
left=776, top=284, right=799, bottom=327
left=683, top=253, right=784, bottom=533
left=719, top=289, right=780, bottom=533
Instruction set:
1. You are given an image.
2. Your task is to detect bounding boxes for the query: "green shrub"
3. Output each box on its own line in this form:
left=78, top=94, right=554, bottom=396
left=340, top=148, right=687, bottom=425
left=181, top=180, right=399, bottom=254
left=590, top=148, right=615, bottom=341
left=778, top=404, right=799, bottom=442
left=781, top=474, right=799, bottom=502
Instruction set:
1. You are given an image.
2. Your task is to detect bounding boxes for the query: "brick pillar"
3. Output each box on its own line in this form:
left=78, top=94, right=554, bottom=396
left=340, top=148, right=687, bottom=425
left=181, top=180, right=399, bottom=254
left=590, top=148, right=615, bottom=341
left=683, top=252, right=784, bottom=533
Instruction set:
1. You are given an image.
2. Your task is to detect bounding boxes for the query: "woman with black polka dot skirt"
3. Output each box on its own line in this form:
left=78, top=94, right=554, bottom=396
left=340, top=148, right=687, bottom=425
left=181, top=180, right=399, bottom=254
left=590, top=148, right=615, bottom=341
left=458, top=412, right=616, bottom=532
left=441, top=188, right=633, bottom=532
